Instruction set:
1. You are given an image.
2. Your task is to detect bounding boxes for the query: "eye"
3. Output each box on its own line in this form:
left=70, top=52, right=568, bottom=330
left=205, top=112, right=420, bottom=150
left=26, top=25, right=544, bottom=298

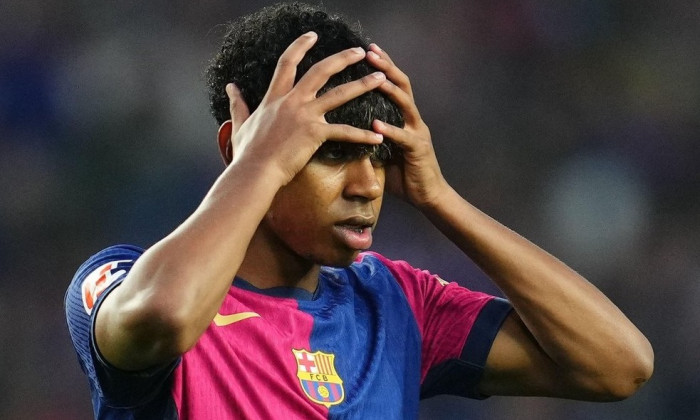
left=313, top=142, right=356, bottom=164
left=312, top=141, right=399, bottom=166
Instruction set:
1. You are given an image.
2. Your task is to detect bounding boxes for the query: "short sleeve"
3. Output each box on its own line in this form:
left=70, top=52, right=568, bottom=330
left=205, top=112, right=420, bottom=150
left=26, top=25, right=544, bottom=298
left=419, top=296, right=512, bottom=399
left=64, top=244, right=178, bottom=409
left=366, top=252, right=512, bottom=399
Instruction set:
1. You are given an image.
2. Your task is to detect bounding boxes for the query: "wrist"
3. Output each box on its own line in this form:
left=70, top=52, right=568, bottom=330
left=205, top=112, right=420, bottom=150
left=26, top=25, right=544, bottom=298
left=228, top=152, right=290, bottom=190
left=413, top=178, right=454, bottom=212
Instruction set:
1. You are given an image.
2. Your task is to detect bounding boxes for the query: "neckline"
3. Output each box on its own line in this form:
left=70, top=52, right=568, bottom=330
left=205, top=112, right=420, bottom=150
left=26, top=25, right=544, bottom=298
left=232, top=276, right=321, bottom=301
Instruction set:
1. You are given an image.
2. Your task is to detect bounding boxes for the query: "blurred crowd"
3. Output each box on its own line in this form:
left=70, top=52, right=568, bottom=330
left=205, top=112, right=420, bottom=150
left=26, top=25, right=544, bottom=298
left=1, top=1, right=697, bottom=419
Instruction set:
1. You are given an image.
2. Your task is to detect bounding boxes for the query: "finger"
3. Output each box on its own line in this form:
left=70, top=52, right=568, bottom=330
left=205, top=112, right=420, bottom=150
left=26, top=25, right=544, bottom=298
left=294, top=47, right=366, bottom=96
left=372, top=119, right=427, bottom=154
left=367, top=47, right=412, bottom=97
left=322, top=123, right=384, bottom=145
left=268, top=31, right=318, bottom=97
left=376, top=79, right=422, bottom=126
left=312, top=71, right=386, bottom=113
left=226, top=83, right=250, bottom=131
left=366, top=44, right=413, bottom=98
left=372, top=120, right=407, bottom=146
left=369, top=43, right=394, bottom=65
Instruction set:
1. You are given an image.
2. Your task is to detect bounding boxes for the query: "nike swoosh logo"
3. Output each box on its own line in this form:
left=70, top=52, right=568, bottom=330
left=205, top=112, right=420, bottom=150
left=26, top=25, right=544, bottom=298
left=213, top=311, right=261, bottom=326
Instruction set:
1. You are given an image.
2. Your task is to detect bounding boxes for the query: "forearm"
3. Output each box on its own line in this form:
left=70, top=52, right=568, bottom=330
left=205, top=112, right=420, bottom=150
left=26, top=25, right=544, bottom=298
left=98, top=159, right=285, bottom=369
left=420, top=185, right=653, bottom=397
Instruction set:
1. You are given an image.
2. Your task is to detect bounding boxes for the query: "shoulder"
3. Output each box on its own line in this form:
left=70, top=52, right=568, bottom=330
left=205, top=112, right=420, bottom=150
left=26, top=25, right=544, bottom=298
left=64, top=244, right=145, bottom=366
left=71, top=244, right=144, bottom=284
left=355, top=251, right=510, bottom=326
left=66, top=244, right=144, bottom=317
left=64, top=244, right=179, bottom=410
left=354, top=251, right=421, bottom=278
left=65, top=244, right=145, bottom=346
left=348, top=251, right=423, bottom=288
left=73, top=244, right=144, bottom=276
left=355, top=251, right=450, bottom=294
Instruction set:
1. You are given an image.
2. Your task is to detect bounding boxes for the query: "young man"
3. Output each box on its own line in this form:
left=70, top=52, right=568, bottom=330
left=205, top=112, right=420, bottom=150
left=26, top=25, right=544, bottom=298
left=65, top=3, right=653, bottom=419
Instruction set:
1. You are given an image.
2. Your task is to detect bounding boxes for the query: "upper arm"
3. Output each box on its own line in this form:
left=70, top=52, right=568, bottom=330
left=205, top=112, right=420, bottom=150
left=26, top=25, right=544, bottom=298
left=478, top=312, right=614, bottom=400
left=65, top=245, right=178, bottom=407
left=65, top=246, right=142, bottom=375
left=94, top=278, right=182, bottom=371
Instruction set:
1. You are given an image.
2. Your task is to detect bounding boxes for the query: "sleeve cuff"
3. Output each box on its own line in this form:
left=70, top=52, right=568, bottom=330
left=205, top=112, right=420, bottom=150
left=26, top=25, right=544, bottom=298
left=420, top=297, right=512, bottom=400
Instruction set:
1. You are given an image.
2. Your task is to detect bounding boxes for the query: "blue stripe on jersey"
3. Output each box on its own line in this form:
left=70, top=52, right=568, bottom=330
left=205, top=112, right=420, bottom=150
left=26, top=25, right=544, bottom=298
left=301, top=254, right=423, bottom=420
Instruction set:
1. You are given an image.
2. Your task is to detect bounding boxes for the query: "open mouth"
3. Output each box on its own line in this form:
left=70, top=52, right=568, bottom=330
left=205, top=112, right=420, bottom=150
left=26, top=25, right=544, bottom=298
left=334, top=221, right=375, bottom=250
left=342, top=225, right=371, bottom=234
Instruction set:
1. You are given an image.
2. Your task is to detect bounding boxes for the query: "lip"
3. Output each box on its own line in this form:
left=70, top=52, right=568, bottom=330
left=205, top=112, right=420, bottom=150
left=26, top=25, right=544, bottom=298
left=337, top=215, right=376, bottom=228
left=333, top=216, right=375, bottom=250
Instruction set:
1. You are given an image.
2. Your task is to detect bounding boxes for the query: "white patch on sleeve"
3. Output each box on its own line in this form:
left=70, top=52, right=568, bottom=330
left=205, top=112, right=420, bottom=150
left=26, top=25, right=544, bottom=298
left=81, top=260, right=131, bottom=315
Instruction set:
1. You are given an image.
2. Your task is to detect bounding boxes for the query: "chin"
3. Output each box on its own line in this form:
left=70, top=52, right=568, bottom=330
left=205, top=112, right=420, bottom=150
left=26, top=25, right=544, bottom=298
left=311, top=250, right=361, bottom=268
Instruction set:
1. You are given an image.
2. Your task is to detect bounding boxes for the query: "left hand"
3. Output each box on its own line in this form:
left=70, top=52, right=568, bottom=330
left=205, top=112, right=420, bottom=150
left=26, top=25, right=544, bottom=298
left=366, top=44, right=449, bottom=209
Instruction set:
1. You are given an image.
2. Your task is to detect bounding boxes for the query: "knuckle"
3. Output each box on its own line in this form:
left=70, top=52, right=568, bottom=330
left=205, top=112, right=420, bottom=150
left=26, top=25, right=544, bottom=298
left=343, top=48, right=360, bottom=59
left=303, top=65, right=330, bottom=84
left=360, top=75, right=374, bottom=89
left=276, top=56, right=293, bottom=69
left=306, top=122, right=325, bottom=138
left=396, top=72, right=410, bottom=84
left=331, top=84, right=348, bottom=99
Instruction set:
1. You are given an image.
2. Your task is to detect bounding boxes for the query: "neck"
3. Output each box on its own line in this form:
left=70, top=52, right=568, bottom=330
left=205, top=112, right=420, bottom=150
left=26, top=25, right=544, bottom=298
left=236, top=228, right=321, bottom=293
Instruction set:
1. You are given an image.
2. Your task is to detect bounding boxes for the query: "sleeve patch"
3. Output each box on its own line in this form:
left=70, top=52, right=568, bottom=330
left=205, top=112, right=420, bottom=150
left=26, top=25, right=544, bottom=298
left=81, top=260, right=131, bottom=315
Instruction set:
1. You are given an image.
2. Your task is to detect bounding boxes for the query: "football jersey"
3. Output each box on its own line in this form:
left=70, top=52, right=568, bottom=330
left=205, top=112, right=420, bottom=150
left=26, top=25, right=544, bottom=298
left=65, top=245, right=512, bottom=419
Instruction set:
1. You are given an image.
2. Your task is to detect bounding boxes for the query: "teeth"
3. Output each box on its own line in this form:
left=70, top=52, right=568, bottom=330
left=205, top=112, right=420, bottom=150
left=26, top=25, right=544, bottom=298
left=340, top=224, right=370, bottom=233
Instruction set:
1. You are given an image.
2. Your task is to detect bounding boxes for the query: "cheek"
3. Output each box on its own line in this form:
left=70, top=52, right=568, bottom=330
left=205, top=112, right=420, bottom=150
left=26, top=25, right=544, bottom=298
left=264, top=207, right=313, bottom=252
left=278, top=171, right=341, bottom=212
left=266, top=188, right=327, bottom=238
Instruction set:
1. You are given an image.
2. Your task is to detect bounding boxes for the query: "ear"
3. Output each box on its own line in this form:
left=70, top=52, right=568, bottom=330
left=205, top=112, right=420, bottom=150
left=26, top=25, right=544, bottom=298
left=217, top=120, right=233, bottom=164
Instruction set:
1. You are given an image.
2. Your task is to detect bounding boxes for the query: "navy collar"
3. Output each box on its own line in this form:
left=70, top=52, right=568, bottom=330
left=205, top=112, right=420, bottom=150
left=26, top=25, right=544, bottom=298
left=232, top=277, right=321, bottom=301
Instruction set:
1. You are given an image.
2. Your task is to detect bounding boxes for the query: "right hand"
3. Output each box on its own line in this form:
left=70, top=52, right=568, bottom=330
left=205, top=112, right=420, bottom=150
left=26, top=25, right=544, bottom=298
left=227, top=31, right=387, bottom=186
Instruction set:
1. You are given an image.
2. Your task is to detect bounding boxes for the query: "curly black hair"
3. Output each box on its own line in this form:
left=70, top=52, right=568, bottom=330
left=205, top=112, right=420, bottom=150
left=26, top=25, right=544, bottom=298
left=205, top=2, right=404, bottom=134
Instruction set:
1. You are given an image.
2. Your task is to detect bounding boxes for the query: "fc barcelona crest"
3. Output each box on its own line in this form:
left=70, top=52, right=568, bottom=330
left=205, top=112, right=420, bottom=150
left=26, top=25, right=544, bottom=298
left=292, top=349, right=345, bottom=408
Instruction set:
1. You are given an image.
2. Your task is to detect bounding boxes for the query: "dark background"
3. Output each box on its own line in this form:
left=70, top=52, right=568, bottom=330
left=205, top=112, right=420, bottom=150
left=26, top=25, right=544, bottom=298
left=1, top=1, right=698, bottom=418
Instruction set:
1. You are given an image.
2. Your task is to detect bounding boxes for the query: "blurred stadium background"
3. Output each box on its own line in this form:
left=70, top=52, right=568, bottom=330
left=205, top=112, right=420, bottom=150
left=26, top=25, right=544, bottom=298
left=1, top=0, right=698, bottom=418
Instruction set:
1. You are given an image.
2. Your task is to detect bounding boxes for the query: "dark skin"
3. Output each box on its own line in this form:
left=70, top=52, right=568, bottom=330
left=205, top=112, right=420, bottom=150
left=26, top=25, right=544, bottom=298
left=95, top=32, right=653, bottom=401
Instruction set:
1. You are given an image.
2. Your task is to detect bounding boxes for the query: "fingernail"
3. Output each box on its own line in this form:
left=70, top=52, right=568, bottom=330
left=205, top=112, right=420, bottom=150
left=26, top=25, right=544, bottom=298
left=371, top=72, right=385, bottom=80
left=371, top=43, right=383, bottom=52
left=305, top=31, right=318, bottom=39
left=375, top=133, right=384, bottom=141
left=352, top=47, right=364, bottom=55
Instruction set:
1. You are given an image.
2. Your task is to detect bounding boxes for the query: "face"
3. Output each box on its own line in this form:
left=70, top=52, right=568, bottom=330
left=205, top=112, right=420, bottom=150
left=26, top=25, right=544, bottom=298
left=261, top=143, right=388, bottom=267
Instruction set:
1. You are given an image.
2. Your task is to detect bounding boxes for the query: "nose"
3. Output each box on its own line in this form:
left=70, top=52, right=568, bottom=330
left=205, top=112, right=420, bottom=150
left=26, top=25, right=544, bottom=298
left=342, top=156, right=383, bottom=201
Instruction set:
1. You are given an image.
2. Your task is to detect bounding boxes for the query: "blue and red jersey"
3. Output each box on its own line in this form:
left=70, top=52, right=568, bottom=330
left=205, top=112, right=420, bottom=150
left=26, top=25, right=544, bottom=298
left=65, top=245, right=511, bottom=419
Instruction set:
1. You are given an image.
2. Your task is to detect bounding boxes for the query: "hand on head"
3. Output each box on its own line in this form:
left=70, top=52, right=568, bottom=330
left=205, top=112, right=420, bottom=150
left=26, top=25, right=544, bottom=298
left=364, top=43, right=449, bottom=208
left=219, top=32, right=386, bottom=187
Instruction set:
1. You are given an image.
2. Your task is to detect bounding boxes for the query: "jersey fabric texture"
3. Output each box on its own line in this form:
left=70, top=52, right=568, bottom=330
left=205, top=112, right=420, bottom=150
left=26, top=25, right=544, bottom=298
left=65, top=245, right=512, bottom=419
